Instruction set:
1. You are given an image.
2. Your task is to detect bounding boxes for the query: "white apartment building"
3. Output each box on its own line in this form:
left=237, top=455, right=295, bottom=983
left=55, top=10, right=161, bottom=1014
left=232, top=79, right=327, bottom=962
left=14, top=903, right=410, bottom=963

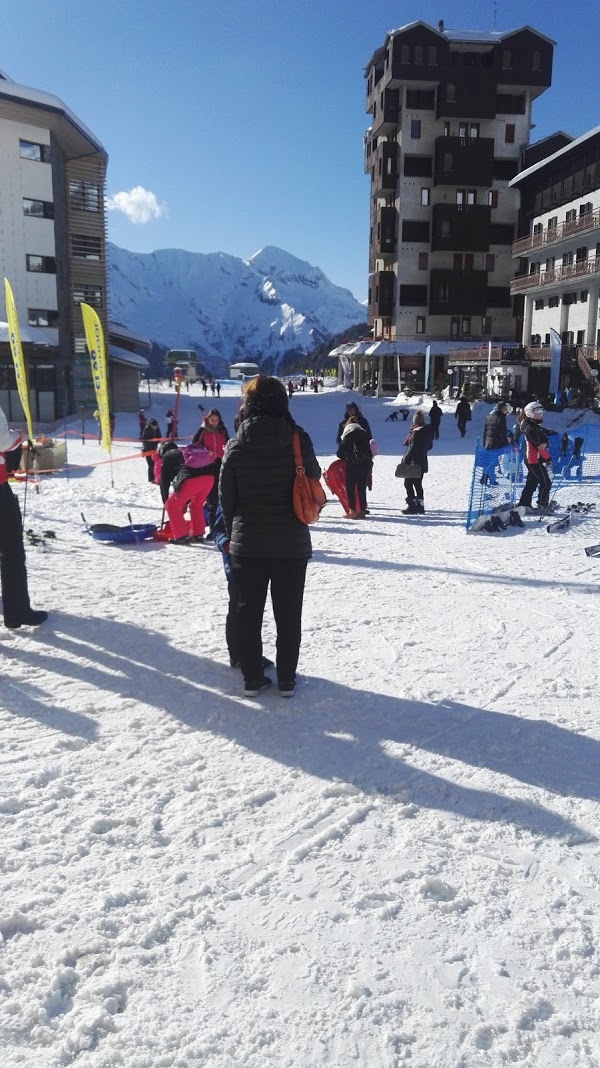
left=510, top=125, right=600, bottom=359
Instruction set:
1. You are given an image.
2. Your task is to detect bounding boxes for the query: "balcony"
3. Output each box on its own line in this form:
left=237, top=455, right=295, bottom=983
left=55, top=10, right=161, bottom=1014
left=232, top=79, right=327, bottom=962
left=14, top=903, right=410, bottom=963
left=434, top=136, right=494, bottom=187
left=512, top=210, right=600, bottom=256
left=371, top=88, right=401, bottom=137
left=510, top=256, right=600, bottom=294
left=374, top=206, right=397, bottom=258
left=370, top=141, right=398, bottom=195
left=368, top=271, right=395, bottom=320
left=431, top=203, right=491, bottom=252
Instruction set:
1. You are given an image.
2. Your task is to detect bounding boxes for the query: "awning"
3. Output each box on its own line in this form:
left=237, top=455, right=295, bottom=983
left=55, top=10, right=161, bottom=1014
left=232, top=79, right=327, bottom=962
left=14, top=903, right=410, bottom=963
left=109, top=345, right=150, bottom=370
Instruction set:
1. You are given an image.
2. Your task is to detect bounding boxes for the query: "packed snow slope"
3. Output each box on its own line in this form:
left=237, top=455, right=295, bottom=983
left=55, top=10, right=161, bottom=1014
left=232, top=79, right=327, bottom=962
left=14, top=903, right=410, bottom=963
left=108, top=243, right=365, bottom=371
left=2, top=385, right=600, bottom=1068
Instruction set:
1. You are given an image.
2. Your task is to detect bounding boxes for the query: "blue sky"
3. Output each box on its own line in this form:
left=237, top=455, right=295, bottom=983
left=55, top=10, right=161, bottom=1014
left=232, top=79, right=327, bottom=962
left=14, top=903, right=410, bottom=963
left=2, top=0, right=598, bottom=300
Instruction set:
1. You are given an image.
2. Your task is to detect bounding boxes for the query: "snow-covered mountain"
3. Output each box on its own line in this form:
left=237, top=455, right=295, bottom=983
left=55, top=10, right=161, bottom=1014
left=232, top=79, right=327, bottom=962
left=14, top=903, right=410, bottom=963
left=107, top=243, right=366, bottom=372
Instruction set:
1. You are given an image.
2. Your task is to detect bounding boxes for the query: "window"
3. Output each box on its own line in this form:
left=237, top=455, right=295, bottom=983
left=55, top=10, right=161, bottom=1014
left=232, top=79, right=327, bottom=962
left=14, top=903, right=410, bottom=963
left=488, top=190, right=498, bottom=208
left=406, top=89, right=435, bottom=109
left=443, top=122, right=450, bottom=137
left=441, top=219, right=451, bottom=236
left=411, top=119, right=421, bottom=139
left=464, top=253, right=474, bottom=270
left=73, top=284, right=103, bottom=308
left=563, top=251, right=574, bottom=266
left=545, top=257, right=555, bottom=271
left=400, top=44, right=410, bottom=63
left=438, top=282, right=449, bottom=302
left=456, top=189, right=465, bottom=205
left=28, top=308, right=59, bottom=328
left=450, top=316, right=460, bottom=338
left=485, top=254, right=495, bottom=271
left=469, top=124, right=480, bottom=139
left=580, top=202, right=593, bottom=216
left=446, top=83, right=456, bottom=102
left=416, top=316, right=426, bottom=333
left=418, top=252, right=429, bottom=270
left=69, top=179, right=100, bottom=212
left=461, top=317, right=471, bottom=335
left=19, top=139, right=51, bottom=163
left=533, top=221, right=543, bottom=233
left=453, top=253, right=463, bottom=269
left=534, top=299, right=544, bottom=310
left=577, top=330, right=585, bottom=344
left=532, top=50, right=542, bottom=71
left=26, top=254, right=56, bottom=273
left=565, top=209, right=577, bottom=223
left=481, top=317, right=492, bottom=335
left=576, top=246, right=587, bottom=262
left=420, top=187, right=430, bottom=206
left=467, top=190, right=476, bottom=205
left=544, top=334, right=550, bottom=346
left=443, top=152, right=454, bottom=171
left=502, top=49, right=512, bottom=70
left=427, top=46, right=438, bottom=65
left=505, top=124, right=515, bottom=144
left=72, top=234, right=102, bottom=260
left=414, top=45, right=424, bottom=65
left=548, top=216, right=558, bottom=230
left=581, top=290, right=589, bottom=302
left=459, top=123, right=468, bottom=139
left=563, top=293, right=577, bottom=305
left=549, top=296, right=559, bottom=308
left=23, top=198, right=54, bottom=219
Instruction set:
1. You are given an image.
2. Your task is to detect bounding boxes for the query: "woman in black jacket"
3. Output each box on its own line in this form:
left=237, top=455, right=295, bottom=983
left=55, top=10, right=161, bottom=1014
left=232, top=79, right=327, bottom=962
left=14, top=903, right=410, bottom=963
left=336, top=416, right=372, bottom=518
left=401, top=410, right=433, bottom=514
left=335, top=402, right=372, bottom=445
left=219, top=375, right=321, bottom=698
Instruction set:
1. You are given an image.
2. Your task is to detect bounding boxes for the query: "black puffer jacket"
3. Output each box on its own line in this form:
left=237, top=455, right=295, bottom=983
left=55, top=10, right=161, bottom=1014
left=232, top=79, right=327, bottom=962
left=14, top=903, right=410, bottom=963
left=219, top=415, right=321, bottom=559
left=483, top=407, right=509, bottom=449
left=403, top=424, right=434, bottom=474
left=336, top=408, right=372, bottom=445
left=336, top=424, right=372, bottom=464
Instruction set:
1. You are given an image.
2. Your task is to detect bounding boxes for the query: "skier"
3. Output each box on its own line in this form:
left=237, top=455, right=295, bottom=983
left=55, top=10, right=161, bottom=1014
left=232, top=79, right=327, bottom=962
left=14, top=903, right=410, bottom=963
left=0, top=407, right=47, bottom=629
left=429, top=399, right=442, bottom=440
left=517, top=402, right=552, bottom=512
left=455, top=396, right=471, bottom=438
left=400, top=410, right=434, bottom=515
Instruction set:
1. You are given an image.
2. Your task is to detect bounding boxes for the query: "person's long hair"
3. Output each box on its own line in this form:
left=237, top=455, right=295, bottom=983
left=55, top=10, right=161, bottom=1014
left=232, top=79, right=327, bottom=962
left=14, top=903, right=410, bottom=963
left=412, top=409, right=425, bottom=427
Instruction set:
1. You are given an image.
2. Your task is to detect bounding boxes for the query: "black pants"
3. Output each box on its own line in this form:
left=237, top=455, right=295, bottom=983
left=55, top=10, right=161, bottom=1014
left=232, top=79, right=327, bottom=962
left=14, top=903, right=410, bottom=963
left=0, top=485, right=31, bottom=627
left=345, top=460, right=370, bottom=514
left=145, top=454, right=156, bottom=482
left=229, top=556, right=307, bottom=683
left=206, top=459, right=222, bottom=529
left=519, top=462, right=552, bottom=508
left=404, top=477, right=424, bottom=502
left=457, top=419, right=467, bottom=437
left=431, top=424, right=440, bottom=439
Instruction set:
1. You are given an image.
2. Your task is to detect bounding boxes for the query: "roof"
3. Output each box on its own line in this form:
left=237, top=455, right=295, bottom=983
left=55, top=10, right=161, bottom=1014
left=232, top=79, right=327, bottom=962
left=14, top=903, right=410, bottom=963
left=230, top=361, right=259, bottom=369
left=108, top=322, right=152, bottom=350
left=108, top=346, right=150, bottom=370
left=0, top=322, right=57, bottom=346
left=510, top=123, right=600, bottom=186
left=366, top=21, right=555, bottom=69
left=0, top=71, right=105, bottom=157
left=330, top=340, right=497, bottom=358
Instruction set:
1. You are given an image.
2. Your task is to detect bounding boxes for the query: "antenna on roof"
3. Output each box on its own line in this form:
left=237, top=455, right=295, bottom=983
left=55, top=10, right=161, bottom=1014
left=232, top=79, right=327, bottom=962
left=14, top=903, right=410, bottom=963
left=492, top=0, right=497, bottom=30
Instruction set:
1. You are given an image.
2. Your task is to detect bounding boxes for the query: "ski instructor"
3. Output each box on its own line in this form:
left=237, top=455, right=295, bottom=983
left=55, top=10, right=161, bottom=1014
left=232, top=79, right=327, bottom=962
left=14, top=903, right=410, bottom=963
left=0, top=407, right=48, bottom=629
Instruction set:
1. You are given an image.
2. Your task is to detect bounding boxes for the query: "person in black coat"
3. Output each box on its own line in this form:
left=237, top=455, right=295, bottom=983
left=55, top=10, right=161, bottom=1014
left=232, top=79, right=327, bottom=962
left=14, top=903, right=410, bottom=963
left=335, top=402, right=372, bottom=445
left=454, top=397, right=472, bottom=437
left=336, top=416, right=372, bottom=518
left=429, top=400, right=442, bottom=439
left=219, top=375, right=320, bottom=698
left=0, top=408, right=47, bottom=629
left=141, top=418, right=161, bottom=482
left=401, top=410, right=434, bottom=514
left=482, top=402, right=512, bottom=449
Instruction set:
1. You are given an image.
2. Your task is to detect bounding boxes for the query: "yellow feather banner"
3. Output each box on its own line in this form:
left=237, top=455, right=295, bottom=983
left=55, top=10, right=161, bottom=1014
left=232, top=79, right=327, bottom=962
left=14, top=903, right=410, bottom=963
left=4, top=278, right=34, bottom=441
left=80, top=303, right=112, bottom=452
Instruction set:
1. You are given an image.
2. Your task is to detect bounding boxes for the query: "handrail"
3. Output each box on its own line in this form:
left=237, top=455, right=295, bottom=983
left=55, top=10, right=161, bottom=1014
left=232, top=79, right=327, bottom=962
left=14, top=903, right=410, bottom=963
left=512, top=210, right=600, bottom=256
left=510, top=256, right=600, bottom=293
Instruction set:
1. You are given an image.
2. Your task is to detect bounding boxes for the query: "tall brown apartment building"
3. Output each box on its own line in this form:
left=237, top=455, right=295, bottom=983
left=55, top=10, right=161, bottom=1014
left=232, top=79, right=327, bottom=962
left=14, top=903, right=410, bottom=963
left=364, top=21, right=554, bottom=347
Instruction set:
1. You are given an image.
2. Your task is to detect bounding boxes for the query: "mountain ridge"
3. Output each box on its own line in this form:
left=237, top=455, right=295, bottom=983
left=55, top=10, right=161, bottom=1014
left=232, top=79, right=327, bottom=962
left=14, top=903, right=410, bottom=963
left=107, top=242, right=365, bottom=373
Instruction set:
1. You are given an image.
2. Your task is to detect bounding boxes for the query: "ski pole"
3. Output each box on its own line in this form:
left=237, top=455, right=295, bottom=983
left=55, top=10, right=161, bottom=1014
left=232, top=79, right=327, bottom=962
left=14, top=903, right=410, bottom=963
left=80, top=512, right=90, bottom=534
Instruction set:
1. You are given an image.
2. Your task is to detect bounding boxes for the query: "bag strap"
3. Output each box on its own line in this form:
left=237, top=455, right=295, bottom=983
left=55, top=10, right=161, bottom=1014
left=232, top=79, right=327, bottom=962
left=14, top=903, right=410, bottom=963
left=292, top=430, right=304, bottom=473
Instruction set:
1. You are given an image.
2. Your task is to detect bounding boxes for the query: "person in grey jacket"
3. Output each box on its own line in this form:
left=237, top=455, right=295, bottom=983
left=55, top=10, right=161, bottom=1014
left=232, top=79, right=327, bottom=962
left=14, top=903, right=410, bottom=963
left=219, top=375, right=321, bottom=698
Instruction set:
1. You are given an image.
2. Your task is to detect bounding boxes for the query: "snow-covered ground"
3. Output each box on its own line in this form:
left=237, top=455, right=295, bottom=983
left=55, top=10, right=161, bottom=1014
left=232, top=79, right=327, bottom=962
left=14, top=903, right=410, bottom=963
left=2, top=383, right=600, bottom=1068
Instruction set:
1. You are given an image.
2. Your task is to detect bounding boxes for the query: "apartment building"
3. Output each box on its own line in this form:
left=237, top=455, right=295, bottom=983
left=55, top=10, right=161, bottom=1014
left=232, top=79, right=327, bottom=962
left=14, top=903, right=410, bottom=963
left=364, top=21, right=554, bottom=349
left=0, top=68, right=108, bottom=421
left=510, top=125, right=600, bottom=361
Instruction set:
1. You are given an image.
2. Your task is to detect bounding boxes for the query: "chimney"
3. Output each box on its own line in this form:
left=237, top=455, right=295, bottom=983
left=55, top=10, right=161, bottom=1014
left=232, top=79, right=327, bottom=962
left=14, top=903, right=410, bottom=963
left=438, top=19, right=445, bottom=32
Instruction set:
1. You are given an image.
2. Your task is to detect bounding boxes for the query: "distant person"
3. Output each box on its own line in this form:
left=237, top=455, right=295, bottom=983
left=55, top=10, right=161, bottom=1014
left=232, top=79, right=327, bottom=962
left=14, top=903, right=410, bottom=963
left=216, top=381, right=221, bottom=398
left=141, top=418, right=161, bottom=482
left=429, top=399, right=442, bottom=439
left=0, top=407, right=47, bottom=629
left=336, top=415, right=372, bottom=519
left=202, top=379, right=208, bottom=396
left=138, top=409, right=147, bottom=439
left=455, top=397, right=471, bottom=438
left=400, top=410, right=434, bottom=515
left=165, top=409, right=176, bottom=438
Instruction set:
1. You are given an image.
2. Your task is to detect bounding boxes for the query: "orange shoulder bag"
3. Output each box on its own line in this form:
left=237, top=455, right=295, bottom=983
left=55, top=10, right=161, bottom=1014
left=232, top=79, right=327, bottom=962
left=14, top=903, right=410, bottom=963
left=292, top=430, right=326, bottom=525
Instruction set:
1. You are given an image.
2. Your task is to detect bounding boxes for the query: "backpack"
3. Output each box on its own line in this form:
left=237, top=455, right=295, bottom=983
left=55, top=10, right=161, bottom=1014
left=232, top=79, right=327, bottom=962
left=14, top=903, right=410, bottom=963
left=181, top=442, right=212, bottom=468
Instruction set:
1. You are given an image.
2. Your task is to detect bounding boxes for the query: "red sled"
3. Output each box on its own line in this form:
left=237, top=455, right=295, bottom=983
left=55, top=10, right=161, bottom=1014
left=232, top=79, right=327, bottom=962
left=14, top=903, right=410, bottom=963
left=324, top=459, right=360, bottom=514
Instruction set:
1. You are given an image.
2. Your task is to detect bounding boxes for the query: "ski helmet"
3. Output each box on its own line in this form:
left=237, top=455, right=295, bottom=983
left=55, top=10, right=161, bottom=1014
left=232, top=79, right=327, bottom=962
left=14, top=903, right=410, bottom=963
left=524, top=402, right=544, bottom=418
